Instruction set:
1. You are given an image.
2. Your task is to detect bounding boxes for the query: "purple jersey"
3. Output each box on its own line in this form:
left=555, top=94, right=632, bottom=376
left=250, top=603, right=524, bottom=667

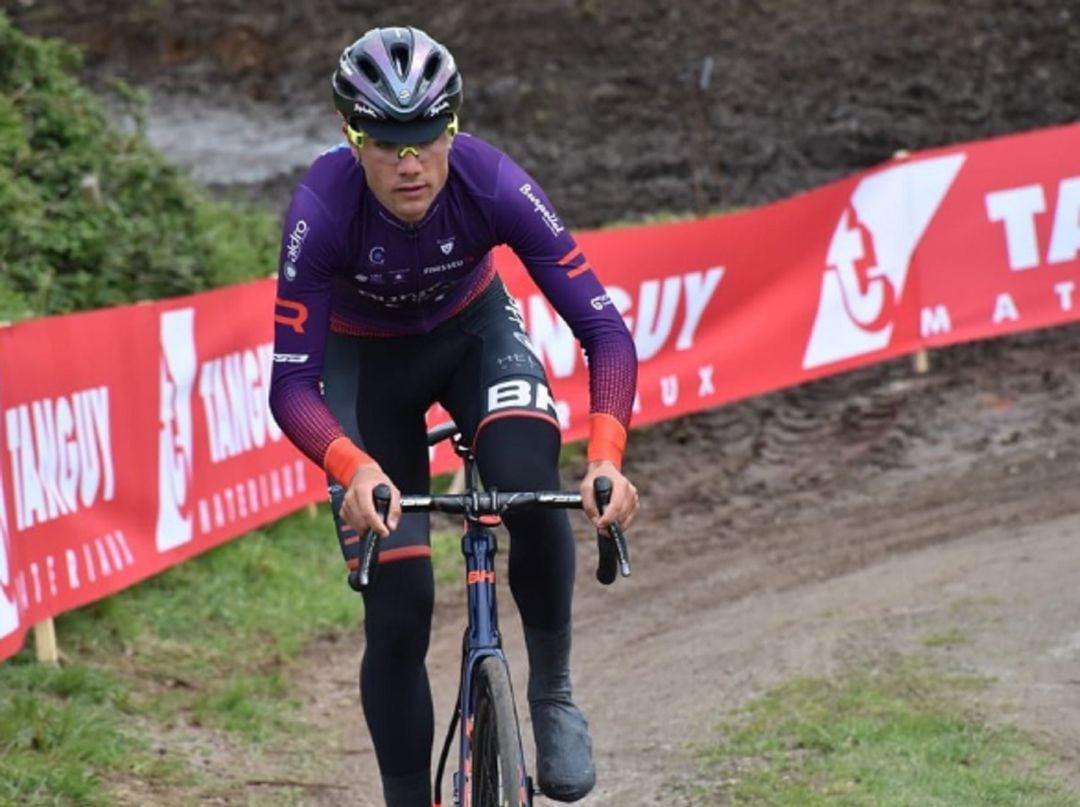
left=269, top=133, right=637, bottom=471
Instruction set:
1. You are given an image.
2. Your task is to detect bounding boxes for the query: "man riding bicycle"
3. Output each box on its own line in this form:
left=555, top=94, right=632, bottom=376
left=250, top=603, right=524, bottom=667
left=268, top=25, right=639, bottom=806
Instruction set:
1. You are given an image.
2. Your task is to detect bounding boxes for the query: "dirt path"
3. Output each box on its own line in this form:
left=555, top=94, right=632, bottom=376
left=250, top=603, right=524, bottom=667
left=289, top=328, right=1080, bottom=805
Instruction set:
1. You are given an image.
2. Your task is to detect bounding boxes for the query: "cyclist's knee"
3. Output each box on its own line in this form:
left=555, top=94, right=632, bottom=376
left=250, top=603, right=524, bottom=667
left=362, top=561, right=434, bottom=652
left=474, top=415, right=561, bottom=490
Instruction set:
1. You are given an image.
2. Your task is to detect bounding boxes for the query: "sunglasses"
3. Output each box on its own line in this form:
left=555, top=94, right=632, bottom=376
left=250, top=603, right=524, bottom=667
left=346, top=114, right=459, bottom=161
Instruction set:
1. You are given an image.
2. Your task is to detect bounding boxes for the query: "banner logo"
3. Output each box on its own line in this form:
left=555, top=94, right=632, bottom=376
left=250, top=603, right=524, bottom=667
left=156, top=309, right=197, bottom=552
left=0, top=415, right=17, bottom=640
left=803, top=154, right=966, bottom=369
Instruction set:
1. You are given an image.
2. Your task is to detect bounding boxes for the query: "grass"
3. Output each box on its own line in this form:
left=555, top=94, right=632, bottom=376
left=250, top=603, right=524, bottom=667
left=689, top=661, right=1079, bottom=806
left=921, top=627, right=970, bottom=648
left=0, top=454, right=565, bottom=805
left=56, top=504, right=361, bottom=737
left=0, top=662, right=177, bottom=806
left=0, top=502, right=361, bottom=805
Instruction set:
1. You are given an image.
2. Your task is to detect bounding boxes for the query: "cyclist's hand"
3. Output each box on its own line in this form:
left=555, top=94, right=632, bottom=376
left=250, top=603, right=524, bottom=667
left=341, top=464, right=401, bottom=539
left=581, top=460, right=639, bottom=533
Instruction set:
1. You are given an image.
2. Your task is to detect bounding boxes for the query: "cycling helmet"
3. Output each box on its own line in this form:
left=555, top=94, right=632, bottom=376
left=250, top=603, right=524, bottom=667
left=332, top=26, right=462, bottom=144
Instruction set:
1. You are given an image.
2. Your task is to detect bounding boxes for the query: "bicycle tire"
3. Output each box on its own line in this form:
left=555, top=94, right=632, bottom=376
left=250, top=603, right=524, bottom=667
left=470, top=656, right=530, bottom=807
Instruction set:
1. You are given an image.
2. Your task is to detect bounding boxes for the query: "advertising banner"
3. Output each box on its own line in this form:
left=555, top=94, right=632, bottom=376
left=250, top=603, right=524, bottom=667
left=3, top=122, right=1079, bottom=661
left=0, top=283, right=325, bottom=661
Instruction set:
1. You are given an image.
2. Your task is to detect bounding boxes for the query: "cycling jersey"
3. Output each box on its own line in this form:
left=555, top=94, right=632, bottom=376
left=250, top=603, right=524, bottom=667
left=269, top=133, right=637, bottom=482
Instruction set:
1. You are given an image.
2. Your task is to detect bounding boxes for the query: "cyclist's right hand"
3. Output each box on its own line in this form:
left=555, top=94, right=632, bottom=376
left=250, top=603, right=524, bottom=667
left=341, top=464, right=401, bottom=539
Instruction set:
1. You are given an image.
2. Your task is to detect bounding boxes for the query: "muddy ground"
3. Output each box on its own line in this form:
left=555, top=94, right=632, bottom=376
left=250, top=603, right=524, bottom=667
left=8, top=1, right=1080, bottom=804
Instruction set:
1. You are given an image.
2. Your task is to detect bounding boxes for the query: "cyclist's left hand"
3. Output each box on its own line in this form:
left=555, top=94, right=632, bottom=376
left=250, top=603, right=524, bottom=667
left=581, top=460, right=639, bottom=533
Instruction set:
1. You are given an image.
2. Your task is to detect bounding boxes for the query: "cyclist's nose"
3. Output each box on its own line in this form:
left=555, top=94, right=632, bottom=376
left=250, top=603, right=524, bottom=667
left=397, top=148, right=423, bottom=172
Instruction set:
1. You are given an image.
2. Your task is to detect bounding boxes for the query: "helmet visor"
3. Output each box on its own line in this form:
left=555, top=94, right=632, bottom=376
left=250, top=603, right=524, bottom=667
left=353, top=113, right=454, bottom=144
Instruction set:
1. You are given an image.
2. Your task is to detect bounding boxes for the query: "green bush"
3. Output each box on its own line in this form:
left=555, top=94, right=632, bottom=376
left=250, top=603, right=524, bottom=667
left=0, top=13, right=278, bottom=321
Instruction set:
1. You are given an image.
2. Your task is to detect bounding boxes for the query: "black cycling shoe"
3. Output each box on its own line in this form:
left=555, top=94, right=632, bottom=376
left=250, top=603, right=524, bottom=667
left=523, top=623, right=596, bottom=802
left=530, top=697, right=596, bottom=801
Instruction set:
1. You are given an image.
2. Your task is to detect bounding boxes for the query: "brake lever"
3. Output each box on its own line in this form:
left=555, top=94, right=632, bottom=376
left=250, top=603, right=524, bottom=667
left=593, top=476, right=631, bottom=585
left=348, top=483, right=392, bottom=591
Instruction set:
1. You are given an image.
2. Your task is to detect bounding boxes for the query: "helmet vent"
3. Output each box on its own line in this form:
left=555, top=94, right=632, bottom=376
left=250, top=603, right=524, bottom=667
left=423, top=54, right=442, bottom=82
left=357, top=56, right=381, bottom=85
left=389, top=43, right=410, bottom=78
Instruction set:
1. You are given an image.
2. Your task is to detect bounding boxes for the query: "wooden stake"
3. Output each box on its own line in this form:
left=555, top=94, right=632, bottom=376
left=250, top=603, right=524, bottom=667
left=913, top=349, right=930, bottom=375
left=34, top=619, right=59, bottom=665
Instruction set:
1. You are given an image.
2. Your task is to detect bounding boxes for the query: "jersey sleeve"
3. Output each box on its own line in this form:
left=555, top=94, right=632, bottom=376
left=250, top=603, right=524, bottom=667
left=491, top=154, right=638, bottom=457
left=268, top=184, right=367, bottom=484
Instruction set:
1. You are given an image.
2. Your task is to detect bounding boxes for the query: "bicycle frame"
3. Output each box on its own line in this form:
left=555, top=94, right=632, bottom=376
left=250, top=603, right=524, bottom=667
left=441, top=433, right=530, bottom=806
left=451, top=517, right=531, bottom=806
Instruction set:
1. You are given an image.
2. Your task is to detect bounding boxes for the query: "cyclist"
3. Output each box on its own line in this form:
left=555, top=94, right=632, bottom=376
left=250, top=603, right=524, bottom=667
left=269, top=25, right=639, bottom=807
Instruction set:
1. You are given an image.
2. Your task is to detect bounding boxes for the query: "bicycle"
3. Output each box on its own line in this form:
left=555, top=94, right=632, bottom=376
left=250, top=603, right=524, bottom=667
left=348, top=420, right=631, bottom=807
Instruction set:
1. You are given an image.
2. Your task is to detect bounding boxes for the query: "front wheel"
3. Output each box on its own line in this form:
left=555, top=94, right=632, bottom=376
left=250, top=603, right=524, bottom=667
left=470, top=656, right=530, bottom=807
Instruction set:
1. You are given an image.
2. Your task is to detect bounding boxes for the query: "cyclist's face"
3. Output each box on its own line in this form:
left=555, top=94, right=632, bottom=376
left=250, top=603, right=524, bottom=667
left=352, top=130, right=452, bottom=223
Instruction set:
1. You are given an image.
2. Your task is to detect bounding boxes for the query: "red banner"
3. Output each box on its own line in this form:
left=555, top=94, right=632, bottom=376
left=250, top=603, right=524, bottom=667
left=0, top=283, right=326, bottom=661
left=484, top=122, right=1080, bottom=457
left=3, top=122, right=1079, bottom=661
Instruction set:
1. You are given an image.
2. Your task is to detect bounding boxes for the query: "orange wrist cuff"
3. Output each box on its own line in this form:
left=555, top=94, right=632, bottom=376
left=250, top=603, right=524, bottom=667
left=586, top=413, right=627, bottom=470
left=324, top=437, right=375, bottom=486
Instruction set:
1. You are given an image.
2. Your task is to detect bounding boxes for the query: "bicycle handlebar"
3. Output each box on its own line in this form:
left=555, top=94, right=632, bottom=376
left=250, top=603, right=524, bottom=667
left=399, top=490, right=583, bottom=513
left=348, top=478, right=631, bottom=591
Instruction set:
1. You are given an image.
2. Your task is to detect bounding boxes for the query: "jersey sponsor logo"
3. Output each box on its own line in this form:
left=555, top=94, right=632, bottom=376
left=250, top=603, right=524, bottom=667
left=283, top=262, right=298, bottom=282
left=590, top=293, right=612, bottom=311
left=501, top=294, right=544, bottom=363
left=274, top=298, right=309, bottom=334
left=438, top=237, right=455, bottom=255
left=486, top=379, right=558, bottom=418
left=422, top=258, right=464, bottom=276
left=272, top=353, right=310, bottom=363
left=513, top=331, right=542, bottom=361
left=369, top=246, right=386, bottom=265
left=286, top=219, right=309, bottom=264
left=802, top=154, right=966, bottom=370
left=0, top=402, right=18, bottom=640
left=355, top=278, right=459, bottom=307
left=495, top=351, right=540, bottom=371
left=519, top=183, right=565, bottom=236
left=156, top=309, right=197, bottom=552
